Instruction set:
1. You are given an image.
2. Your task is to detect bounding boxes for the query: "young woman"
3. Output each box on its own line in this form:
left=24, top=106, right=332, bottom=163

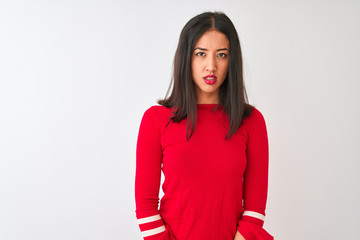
left=135, top=11, right=274, bottom=240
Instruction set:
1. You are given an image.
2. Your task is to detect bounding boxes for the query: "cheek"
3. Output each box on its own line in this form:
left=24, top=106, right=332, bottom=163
left=220, top=62, right=230, bottom=77
left=191, top=61, right=202, bottom=75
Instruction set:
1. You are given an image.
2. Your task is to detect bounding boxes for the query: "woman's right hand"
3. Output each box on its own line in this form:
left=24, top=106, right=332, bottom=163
left=234, top=230, right=246, bottom=240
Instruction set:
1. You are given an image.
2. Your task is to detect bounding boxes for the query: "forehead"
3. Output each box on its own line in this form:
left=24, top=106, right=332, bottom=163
left=194, top=29, right=230, bottom=49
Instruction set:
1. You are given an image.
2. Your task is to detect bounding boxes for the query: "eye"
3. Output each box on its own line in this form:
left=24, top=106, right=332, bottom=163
left=195, top=52, right=206, bottom=57
left=218, top=53, right=227, bottom=58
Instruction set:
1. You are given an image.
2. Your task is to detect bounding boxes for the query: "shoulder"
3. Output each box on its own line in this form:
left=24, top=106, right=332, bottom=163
left=249, top=106, right=266, bottom=121
left=142, top=104, right=173, bottom=125
left=243, top=106, right=267, bottom=131
left=144, top=104, right=172, bottom=116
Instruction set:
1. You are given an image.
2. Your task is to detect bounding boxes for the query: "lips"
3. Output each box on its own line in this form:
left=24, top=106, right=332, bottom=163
left=203, top=75, right=217, bottom=85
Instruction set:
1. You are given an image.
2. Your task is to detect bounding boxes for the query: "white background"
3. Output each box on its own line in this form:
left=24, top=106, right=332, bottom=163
left=1, top=0, right=359, bottom=239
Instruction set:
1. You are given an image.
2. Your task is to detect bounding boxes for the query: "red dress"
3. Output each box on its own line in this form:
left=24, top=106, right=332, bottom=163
left=135, top=104, right=274, bottom=240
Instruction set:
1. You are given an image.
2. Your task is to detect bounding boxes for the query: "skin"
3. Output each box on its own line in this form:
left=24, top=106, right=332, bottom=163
left=191, top=29, right=246, bottom=240
left=191, top=29, right=230, bottom=104
left=234, top=230, right=246, bottom=240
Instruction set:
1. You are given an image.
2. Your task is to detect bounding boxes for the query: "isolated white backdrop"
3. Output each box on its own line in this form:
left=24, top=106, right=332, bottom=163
left=0, top=0, right=359, bottom=239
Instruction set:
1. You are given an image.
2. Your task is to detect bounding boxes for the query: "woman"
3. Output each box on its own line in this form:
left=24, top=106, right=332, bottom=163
left=135, top=11, right=274, bottom=240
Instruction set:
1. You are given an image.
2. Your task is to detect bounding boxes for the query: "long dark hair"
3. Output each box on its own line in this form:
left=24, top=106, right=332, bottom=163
left=157, top=11, right=254, bottom=141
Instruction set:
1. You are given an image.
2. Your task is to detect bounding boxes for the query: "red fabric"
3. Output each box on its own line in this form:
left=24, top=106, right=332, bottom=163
left=135, top=104, right=274, bottom=240
left=139, top=219, right=166, bottom=232
left=238, top=221, right=274, bottom=240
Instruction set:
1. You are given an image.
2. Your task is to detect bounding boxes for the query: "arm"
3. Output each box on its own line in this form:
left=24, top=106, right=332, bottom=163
left=236, top=108, right=274, bottom=240
left=135, top=107, right=175, bottom=240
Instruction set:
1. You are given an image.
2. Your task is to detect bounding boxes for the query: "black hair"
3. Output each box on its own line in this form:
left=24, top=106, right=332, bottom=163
left=157, top=11, right=253, bottom=141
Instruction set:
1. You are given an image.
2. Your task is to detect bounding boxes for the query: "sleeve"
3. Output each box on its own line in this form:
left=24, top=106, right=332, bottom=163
left=135, top=107, right=176, bottom=240
left=237, top=108, right=274, bottom=240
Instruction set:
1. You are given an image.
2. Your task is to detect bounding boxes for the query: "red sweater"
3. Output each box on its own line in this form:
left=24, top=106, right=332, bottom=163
left=135, top=104, right=274, bottom=240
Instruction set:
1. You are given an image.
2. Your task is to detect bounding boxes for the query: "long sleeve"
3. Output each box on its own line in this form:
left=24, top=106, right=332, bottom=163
left=135, top=107, right=175, bottom=240
left=237, top=109, right=274, bottom=240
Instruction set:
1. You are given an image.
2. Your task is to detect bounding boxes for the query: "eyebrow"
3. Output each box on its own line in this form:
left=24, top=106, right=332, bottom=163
left=194, top=47, right=230, bottom=52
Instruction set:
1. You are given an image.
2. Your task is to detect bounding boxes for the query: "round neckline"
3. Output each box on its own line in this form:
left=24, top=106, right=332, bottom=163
left=196, top=103, right=222, bottom=110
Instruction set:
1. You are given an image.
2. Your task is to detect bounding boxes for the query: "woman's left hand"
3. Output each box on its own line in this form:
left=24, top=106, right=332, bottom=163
left=234, top=230, right=246, bottom=240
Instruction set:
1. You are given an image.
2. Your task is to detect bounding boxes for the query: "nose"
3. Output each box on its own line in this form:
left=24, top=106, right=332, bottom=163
left=205, top=56, right=217, bottom=73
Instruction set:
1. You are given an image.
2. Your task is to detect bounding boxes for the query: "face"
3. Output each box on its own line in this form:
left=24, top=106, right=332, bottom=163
left=191, top=29, right=230, bottom=104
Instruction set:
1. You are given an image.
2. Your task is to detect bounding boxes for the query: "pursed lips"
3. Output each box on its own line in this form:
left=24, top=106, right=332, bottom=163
left=203, top=75, right=217, bottom=80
